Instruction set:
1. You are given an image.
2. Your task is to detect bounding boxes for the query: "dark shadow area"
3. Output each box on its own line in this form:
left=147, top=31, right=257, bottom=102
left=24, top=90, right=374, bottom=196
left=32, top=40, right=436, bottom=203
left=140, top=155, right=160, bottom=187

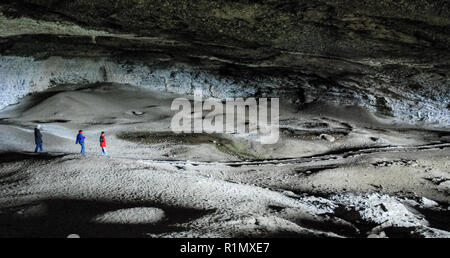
left=267, top=202, right=367, bottom=238
left=280, top=127, right=351, bottom=139
left=0, top=199, right=216, bottom=238
left=0, top=152, right=67, bottom=164
left=327, top=205, right=379, bottom=237
left=291, top=216, right=360, bottom=238
left=31, top=119, right=71, bottom=123
left=6, top=91, right=64, bottom=115
left=293, top=164, right=339, bottom=177
left=417, top=207, right=450, bottom=233
left=383, top=227, right=423, bottom=238
left=0, top=168, right=26, bottom=185
left=258, top=231, right=325, bottom=238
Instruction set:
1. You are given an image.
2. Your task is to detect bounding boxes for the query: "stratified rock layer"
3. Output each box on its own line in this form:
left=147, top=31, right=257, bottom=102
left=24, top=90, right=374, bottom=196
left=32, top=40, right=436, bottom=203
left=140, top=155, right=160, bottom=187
left=0, top=0, right=449, bottom=126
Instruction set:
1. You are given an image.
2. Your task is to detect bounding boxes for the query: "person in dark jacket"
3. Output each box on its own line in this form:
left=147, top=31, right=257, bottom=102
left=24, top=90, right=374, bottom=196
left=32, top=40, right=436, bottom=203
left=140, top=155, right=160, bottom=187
left=75, top=130, right=86, bottom=154
left=99, top=131, right=107, bottom=156
left=34, top=124, right=43, bottom=153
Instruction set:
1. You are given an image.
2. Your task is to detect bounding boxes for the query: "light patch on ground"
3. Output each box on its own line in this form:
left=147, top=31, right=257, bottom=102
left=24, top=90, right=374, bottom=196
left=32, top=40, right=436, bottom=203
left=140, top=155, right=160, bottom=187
left=92, top=207, right=166, bottom=224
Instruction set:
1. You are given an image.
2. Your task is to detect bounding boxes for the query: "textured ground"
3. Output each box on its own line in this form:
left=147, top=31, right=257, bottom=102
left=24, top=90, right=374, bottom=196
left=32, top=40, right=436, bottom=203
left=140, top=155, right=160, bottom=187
left=0, top=84, right=449, bottom=238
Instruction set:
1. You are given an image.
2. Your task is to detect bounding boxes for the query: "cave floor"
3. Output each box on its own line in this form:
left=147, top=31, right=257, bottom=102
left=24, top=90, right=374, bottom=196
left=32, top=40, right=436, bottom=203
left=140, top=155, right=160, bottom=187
left=0, top=83, right=449, bottom=238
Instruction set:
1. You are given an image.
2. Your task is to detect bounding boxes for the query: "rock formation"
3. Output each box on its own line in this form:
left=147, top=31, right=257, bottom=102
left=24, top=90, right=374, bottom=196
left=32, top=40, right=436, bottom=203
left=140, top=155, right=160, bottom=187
left=0, top=0, right=449, bottom=124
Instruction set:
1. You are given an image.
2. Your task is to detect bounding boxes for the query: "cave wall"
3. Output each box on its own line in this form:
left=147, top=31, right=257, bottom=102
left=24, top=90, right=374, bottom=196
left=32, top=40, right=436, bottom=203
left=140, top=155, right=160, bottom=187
left=0, top=0, right=449, bottom=126
left=3, top=0, right=449, bottom=58
left=1, top=54, right=448, bottom=126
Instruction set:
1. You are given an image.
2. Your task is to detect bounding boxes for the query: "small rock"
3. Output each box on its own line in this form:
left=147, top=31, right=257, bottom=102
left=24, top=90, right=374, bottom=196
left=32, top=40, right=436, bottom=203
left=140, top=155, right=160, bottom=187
left=420, top=197, right=439, bottom=208
left=378, top=203, right=388, bottom=212
left=132, top=111, right=145, bottom=116
left=247, top=217, right=257, bottom=225
left=320, top=134, right=336, bottom=142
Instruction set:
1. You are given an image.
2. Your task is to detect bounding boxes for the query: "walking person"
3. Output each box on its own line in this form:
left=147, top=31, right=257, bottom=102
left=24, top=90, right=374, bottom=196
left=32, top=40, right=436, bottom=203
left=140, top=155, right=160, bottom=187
left=34, top=124, right=43, bottom=153
left=99, top=131, right=108, bottom=156
left=75, top=130, right=86, bottom=154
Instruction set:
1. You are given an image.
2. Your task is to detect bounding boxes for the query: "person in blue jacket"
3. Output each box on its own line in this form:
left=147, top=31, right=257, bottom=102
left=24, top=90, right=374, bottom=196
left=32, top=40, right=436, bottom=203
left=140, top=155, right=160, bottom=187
left=75, top=130, right=86, bottom=154
left=34, top=124, right=43, bottom=153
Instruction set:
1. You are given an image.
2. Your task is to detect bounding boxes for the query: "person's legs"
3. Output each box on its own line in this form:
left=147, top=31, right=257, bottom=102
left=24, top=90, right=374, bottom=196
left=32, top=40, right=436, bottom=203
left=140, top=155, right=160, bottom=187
left=35, top=143, right=43, bottom=153
left=80, top=143, right=85, bottom=154
left=102, top=147, right=108, bottom=156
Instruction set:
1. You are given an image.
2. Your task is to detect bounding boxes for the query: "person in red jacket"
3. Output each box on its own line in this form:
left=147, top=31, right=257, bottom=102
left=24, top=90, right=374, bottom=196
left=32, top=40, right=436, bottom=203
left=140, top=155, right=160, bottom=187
left=99, top=131, right=108, bottom=156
